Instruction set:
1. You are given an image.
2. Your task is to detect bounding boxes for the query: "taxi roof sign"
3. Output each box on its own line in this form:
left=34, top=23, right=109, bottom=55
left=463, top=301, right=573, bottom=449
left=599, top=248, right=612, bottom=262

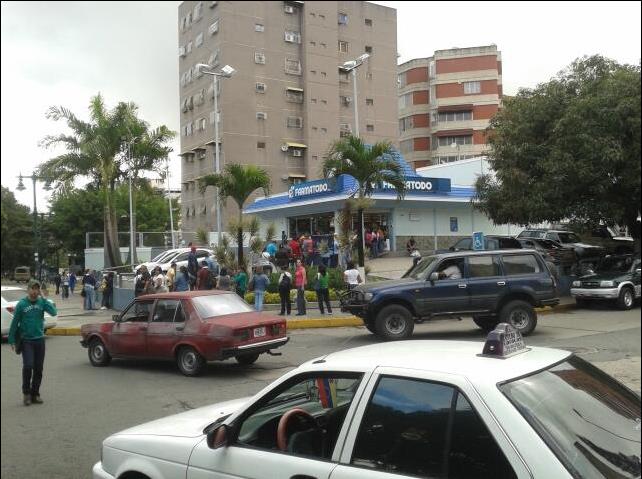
left=480, top=323, right=528, bottom=358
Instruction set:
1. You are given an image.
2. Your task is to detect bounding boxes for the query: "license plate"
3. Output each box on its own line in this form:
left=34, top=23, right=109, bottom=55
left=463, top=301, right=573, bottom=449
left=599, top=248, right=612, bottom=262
left=253, top=327, right=266, bottom=338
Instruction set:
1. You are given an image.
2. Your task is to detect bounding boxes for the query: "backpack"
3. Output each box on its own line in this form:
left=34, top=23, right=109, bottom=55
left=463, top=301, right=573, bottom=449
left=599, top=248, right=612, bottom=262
left=279, top=273, right=292, bottom=291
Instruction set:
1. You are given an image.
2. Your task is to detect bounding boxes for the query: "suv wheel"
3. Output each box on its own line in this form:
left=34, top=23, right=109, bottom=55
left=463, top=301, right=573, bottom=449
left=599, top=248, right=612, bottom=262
left=364, top=320, right=376, bottom=334
left=375, top=305, right=414, bottom=341
left=616, top=287, right=635, bottom=310
left=499, top=300, right=537, bottom=336
left=472, top=315, right=498, bottom=333
left=177, top=346, right=205, bottom=376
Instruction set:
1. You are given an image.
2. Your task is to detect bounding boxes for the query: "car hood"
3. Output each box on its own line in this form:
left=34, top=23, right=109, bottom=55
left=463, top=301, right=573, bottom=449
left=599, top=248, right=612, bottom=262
left=358, top=277, right=419, bottom=294
left=579, top=272, right=631, bottom=282
left=568, top=242, right=605, bottom=250
left=114, top=396, right=251, bottom=439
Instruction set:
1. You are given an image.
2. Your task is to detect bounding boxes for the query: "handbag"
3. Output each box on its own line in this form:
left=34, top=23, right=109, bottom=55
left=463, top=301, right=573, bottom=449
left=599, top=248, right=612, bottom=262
left=14, top=330, right=23, bottom=355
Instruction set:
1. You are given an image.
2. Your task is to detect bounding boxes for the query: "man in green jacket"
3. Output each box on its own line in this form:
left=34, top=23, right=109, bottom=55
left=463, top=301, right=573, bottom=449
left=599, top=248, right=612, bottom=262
left=8, top=279, right=58, bottom=406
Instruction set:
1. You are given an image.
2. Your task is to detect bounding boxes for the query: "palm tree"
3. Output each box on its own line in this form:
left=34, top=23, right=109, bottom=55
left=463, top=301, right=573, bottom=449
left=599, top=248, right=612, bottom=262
left=199, top=164, right=270, bottom=267
left=37, top=94, right=175, bottom=268
left=322, top=135, right=407, bottom=267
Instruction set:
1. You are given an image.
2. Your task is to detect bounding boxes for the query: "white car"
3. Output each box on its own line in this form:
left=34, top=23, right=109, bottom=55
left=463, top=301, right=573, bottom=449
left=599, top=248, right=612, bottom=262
left=1, top=286, right=57, bottom=336
left=92, top=324, right=640, bottom=479
left=134, top=248, right=214, bottom=274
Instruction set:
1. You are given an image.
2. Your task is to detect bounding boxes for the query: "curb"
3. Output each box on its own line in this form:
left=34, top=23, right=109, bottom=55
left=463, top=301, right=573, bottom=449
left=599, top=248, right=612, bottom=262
left=46, top=303, right=577, bottom=336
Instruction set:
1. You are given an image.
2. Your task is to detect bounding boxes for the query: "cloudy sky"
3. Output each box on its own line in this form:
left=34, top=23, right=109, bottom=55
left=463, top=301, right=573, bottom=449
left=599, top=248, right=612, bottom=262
left=1, top=1, right=640, bottom=210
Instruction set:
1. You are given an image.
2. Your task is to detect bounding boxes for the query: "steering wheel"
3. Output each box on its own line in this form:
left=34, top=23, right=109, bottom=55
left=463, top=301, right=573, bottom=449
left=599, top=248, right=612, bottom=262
left=277, top=408, right=320, bottom=451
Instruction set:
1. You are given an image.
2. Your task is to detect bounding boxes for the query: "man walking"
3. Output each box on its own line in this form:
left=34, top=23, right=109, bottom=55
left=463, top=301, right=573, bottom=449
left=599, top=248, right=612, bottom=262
left=8, top=279, right=57, bottom=406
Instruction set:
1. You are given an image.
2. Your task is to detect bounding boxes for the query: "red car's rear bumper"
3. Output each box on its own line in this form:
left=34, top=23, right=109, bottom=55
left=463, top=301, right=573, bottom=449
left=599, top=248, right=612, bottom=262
left=220, top=336, right=289, bottom=359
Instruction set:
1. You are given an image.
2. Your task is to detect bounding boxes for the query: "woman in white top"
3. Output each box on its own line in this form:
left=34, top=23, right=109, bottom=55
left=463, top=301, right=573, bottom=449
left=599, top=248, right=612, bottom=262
left=152, top=267, right=168, bottom=293
left=343, top=261, right=362, bottom=290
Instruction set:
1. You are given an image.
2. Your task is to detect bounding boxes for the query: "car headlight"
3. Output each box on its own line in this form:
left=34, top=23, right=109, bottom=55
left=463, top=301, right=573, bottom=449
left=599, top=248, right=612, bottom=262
left=600, top=280, right=616, bottom=287
left=572, top=280, right=581, bottom=287
left=363, top=292, right=374, bottom=301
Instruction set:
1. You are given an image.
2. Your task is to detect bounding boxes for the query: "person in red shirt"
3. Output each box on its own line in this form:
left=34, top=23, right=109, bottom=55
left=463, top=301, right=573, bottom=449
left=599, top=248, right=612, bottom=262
left=289, top=237, right=301, bottom=263
left=294, top=259, right=307, bottom=315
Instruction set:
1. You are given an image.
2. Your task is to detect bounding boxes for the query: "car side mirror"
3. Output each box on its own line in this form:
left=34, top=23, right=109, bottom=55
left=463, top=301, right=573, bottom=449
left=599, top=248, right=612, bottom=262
left=429, top=272, right=439, bottom=283
left=112, top=314, right=121, bottom=322
left=207, top=424, right=230, bottom=450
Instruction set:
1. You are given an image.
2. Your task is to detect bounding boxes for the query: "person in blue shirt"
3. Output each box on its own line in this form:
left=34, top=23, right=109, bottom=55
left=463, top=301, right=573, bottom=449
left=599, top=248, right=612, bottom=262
left=174, top=266, right=190, bottom=292
left=8, top=279, right=57, bottom=406
left=265, top=241, right=278, bottom=259
left=251, top=267, right=270, bottom=312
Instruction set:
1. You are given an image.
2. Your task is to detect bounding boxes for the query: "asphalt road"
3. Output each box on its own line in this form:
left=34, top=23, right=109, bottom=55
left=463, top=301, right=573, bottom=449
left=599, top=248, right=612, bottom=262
left=1, top=306, right=639, bottom=478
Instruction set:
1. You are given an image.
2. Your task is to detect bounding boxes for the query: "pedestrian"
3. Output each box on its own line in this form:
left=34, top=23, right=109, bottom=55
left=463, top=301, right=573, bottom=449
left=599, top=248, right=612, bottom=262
left=53, top=271, right=61, bottom=295
left=344, top=261, right=362, bottom=290
left=8, top=279, right=57, bottom=406
left=303, top=235, right=314, bottom=266
left=69, top=271, right=77, bottom=295
left=217, top=267, right=231, bottom=291
left=206, top=253, right=220, bottom=278
left=187, top=245, right=199, bottom=290
left=406, top=236, right=417, bottom=255
left=174, top=266, right=190, bottom=292
left=101, top=272, right=114, bottom=309
left=295, top=259, right=307, bottom=316
left=82, top=269, right=97, bottom=310
left=166, top=262, right=177, bottom=292
left=289, top=237, right=301, bottom=265
left=152, top=267, right=168, bottom=293
left=277, top=266, right=292, bottom=316
left=196, top=261, right=213, bottom=290
left=281, top=230, right=288, bottom=247
left=251, top=267, right=270, bottom=312
left=275, top=244, right=290, bottom=270
left=61, top=270, right=70, bottom=300
left=315, top=264, right=332, bottom=315
left=233, top=268, right=248, bottom=299
left=134, top=265, right=150, bottom=297
left=265, top=240, right=278, bottom=260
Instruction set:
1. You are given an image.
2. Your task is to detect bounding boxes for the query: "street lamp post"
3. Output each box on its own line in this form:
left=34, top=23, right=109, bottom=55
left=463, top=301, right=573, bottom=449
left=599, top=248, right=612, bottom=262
left=196, top=63, right=236, bottom=246
left=339, top=53, right=370, bottom=137
left=17, top=172, right=51, bottom=280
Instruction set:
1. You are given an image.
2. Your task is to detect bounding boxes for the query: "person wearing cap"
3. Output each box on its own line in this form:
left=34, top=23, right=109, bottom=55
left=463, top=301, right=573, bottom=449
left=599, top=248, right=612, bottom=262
left=8, top=279, right=57, bottom=406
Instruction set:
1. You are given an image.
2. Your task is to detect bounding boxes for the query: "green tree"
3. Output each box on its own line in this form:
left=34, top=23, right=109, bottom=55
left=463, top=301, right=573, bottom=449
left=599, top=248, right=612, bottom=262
left=0, top=186, right=34, bottom=274
left=199, top=164, right=271, bottom=266
left=475, top=55, right=641, bottom=239
left=322, top=135, right=407, bottom=266
left=37, top=94, right=175, bottom=267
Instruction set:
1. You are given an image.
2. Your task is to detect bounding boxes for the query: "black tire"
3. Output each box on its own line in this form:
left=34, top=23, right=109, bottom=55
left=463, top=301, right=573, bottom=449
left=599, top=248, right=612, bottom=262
left=616, top=287, right=635, bottom=310
left=472, top=315, right=498, bottom=333
left=235, top=353, right=260, bottom=365
left=575, top=298, right=591, bottom=308
left=88, top=338, right=111, bottom=367
left=375, top=305, right=414, bottom=340
left=499, top=300, right=537, bottom=336
left=176, top=346, right=205, bottom=376
left=364, top=320, right=376, bottom=333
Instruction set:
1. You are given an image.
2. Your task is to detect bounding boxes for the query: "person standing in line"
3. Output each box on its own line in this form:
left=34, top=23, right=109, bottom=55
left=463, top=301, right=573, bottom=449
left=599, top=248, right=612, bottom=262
left=53, top=272, right=61, bottom=296
left=289, top=237, right=301, bottom=267
left=187, top=245, right=199, bottom=290
left=82, top=269, right=97, bottom=310
left=275, top=244, right=290, bottom=270
left=166, top=262, right=177, bottom=292
left=134, top=265, right=151, bottom=297
left=206, top=253, right=219, bottom=279
left=344, top=261, right=362, bottom=290
left=173, top=266, right=190, bottom=292
left=152, top=267, right=168, bottom=293
left=277, top=266, right=292, bottom=316
left=217, top=267, right=231, bottom=291
left=315, top=264, right=332, bottom=315
left=68, top=271, right=77, bottom=295
left=101, top=272, right=114, bottom=309
left=252, top=267, right=270, bottom=312
left=294, top=259, right=307, bottom=316
left=61, top=271, right=70, bottom=300
left=233, top=268, right=248, bottom=299
left=8, top=279, right=57, bottom=406
left=303, top=235, right=314, bottom=266
left=196, top=261, right=211, bottom=290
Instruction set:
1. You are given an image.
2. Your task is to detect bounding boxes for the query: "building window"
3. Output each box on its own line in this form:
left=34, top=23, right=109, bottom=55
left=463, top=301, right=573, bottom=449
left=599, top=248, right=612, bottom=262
left=399, top=116, right=413, bottom=133
left=256, top=112, right=267, bottom=120
left=285, top=88, right=304, bottom=103
left=365, top=45, right=372, bottom=54
left=400, top=139, right=413, bottom=154
left=365, top=98, right=374, bottom=106
left=254, top=51, right=266, bottom=64
left=365, top=18, right=372, bottom=26
left=321, top=99, right=327, bottom=104
left=310, top=41, right=316, bottom=46
left=257, top=142, right=266, bottom=148
left=179, top=45, right=186, bottom=58
left=339, top=123, right=352, bottom=137
left=193, top=1, right=203, bottom=21
left=338, top=41, right=349, bottom=53
left=429, top=60, right=436, bottom=79
left=284, top=58, right=302, bottom=75
left=286, top=116, right=303, bottom=128
left=319, top=14, right=325, bottom=19
left=198, top=118, right=207, bottom=131
left=321, top=71, right=327, bottom=77
left=398, top=93, right=411, bottom=109
left=208, top=19, right=219, bottom=35
left=321, top=127, right=327, bottom=133
left=366, top=124, right=374, bottom=132
left=255, top=82, right=266, bottom=93
left=255, top=23, right=264, bottom=32
left=284, top=4, right=295, bottom=14
left=430, top=85, right=437, bottom=105
left=463, top=81, right=481, bottom=94
left=195, top=32, right=204, bottom=47
left=338, top=13, right=348, bottom=25
left=284, top=30, right=301, bottom=43
left=208, top=49, right=220, bottom=68
left=340, top=95, right=352, bottom=106
left=320, top=42, right=327, bottom=48
left=438, top=135, right=473, bottom=147
left=366, top=72, right=373, bottom=80
left=311, top=98, right=317, bottom=103
left=289, top=177, right=305, bottom=186
left=398, top=72, right=406, bottom=88
left=438, top=111, right=472, bottom=122
left=339, top=71, right=350, bottom=83
left=187, top=41, right=193, bottom=54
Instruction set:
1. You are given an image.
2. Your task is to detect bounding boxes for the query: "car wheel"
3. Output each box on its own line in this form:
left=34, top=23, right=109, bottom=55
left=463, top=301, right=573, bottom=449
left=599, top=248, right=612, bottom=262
left=472, top=315, right=498, bottom=333
left=177, top=346, right=205, bottom=376
left=500, top=300, right=537, bottom=336
left=575, top=298, right=591, bottom=308
left=364, top=320, right=376, bottom=334
left=235, top=353, right=260, bottom=365
left=375, top=305, right=414, bottom=341
left=617, top=287, right=635, bottom=311
left=88, top=338, right=111, bottom=367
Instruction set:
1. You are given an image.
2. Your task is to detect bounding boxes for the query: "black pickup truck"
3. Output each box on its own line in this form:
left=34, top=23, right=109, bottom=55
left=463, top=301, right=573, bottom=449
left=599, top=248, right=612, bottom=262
left=341, top=250, right=559, bottom=340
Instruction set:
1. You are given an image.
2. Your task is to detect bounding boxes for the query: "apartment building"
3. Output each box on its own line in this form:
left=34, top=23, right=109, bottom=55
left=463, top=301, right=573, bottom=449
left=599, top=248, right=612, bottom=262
left=178, top=0, right=398, bottom=236
left=398, top=45, right=502, bottom=168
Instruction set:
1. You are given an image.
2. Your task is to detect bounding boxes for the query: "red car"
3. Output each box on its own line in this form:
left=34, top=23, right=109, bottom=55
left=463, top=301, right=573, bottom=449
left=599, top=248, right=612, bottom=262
left=80, top=291, right=289, bottom=376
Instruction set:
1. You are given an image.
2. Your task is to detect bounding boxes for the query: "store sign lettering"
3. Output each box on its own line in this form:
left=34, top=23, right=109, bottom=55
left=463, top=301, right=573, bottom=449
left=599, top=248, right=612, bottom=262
left=378, top=179, right=434, bottom=191
left=288, top=179, right=335, bottom=199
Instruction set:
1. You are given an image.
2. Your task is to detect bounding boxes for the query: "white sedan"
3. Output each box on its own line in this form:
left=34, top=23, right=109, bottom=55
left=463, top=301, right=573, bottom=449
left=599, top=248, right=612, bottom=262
left=92, top=324, right=641, bottom=479
left=1, top=286, right=57, bottom=336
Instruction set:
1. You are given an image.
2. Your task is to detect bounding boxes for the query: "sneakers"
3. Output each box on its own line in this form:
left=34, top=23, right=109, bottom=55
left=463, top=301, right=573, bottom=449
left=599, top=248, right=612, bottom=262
left=100, top=306, right=107, bottom=310
left=31, top=395, right=43, bottom=404
left=23, top=394, right=31, bottom=406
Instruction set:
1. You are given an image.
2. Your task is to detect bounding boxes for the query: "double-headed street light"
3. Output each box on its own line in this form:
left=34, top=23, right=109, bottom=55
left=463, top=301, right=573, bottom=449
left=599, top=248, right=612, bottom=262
left=339, top=53, right=370, bottom=137
left=17, top=172, right=52, bottom=280
left=196, top=63, right=236, bottom=246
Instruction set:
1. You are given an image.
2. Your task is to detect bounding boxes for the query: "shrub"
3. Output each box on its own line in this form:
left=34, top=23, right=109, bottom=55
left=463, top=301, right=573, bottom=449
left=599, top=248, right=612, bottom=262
left=244, top=288, right=341, bottom=304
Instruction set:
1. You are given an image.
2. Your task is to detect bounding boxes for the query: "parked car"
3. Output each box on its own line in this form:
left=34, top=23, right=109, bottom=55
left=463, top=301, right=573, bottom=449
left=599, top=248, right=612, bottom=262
left=134, top=247, right=214, bottom=274
left=341, top=249, right=559, bottom=338
left=571, top=255, right=641, bottom=309
left=445, top=235, right=522, bottom=252
left=518, top=229, right=605, bottom=260
left=90, top=325, right=641, bottom=479
left=13, top=266, right=31, bottom=283
left=1, top=286, right=57, bottom=337
left=517, top=238, right=576, bottom=268
left=586, top=226, right=635, bottom=255
left=80, top=290, right=289, bottom=376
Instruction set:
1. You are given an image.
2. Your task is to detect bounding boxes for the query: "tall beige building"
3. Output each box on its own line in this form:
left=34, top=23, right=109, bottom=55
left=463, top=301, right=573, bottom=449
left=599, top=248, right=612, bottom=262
left=178, top=1, right=398, bottom=237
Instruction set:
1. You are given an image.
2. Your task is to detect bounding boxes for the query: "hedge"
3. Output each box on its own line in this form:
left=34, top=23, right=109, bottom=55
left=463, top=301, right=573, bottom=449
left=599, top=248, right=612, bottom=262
left=264, top=266, right=345, bottom=293
left=244, top=288, right=341, bottom=305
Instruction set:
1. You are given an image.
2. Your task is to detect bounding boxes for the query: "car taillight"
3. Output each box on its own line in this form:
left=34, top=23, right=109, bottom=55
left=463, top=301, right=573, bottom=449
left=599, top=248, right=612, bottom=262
left=271, top=324, right=284, bottom=335
left=6, top=306, right=15, bottom=314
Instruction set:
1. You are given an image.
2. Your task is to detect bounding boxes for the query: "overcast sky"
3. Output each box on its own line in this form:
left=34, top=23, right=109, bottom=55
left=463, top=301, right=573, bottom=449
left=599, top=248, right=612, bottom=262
left=1, top=1, right=640, bottom=210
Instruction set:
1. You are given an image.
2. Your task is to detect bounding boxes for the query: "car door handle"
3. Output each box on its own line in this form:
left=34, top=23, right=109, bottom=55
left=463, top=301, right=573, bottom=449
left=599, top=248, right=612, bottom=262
left=175, top=324, right=185, bottom=331
left=497, top=281, right=506, bottom=286
left=291, top=476, right=318, bottom=479
left=458, top=284, right=467, bottom=289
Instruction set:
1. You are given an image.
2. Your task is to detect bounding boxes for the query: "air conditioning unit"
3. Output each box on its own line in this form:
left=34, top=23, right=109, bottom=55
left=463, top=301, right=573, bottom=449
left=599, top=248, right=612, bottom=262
left=281, top=144, right=289, bottom=152
left=284, top=32, right=296, bottom=42
left=344, top=96, right=352, bottom=104
left=284, top=5, right=294, bottom=13
left=256, top=83, right=266, bottom=93
left=256, top=112, right=267, bottom=120
left=292, top=149, right=303, bottom=157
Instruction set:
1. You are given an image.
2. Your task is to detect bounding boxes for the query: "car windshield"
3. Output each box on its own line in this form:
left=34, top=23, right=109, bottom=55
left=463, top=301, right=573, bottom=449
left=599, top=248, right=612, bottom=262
left=151, top=250, right=175, bottom=262
left=192, top=294, right=254, bottom=318
left=2, top=290, right=26, bottom=302
left=403, top=256, right=438, bottom=280
left=557, top=232, right=581, bottom=243
left=500, top=356, right=641, bottom=479
left=519, top=230, right=546, bottom=239
left=597, top=256, right=634, bottom=274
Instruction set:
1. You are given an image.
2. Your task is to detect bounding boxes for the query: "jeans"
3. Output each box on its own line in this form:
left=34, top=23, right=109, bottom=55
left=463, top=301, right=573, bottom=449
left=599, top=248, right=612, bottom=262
left=316, top=288, right=332, bottom=314
left=102, top=289, right=112, bottom=308
left=279, top=290, right=291, bottom=315
left=296, top=287, right=306, bottom=314
left=21, top=339, right=45, bottom=396
left=84, top=285, right=95, bottom=310
left=62, top=285, right=69, bottom=299
left=254, top=291, right=265, bottom=312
